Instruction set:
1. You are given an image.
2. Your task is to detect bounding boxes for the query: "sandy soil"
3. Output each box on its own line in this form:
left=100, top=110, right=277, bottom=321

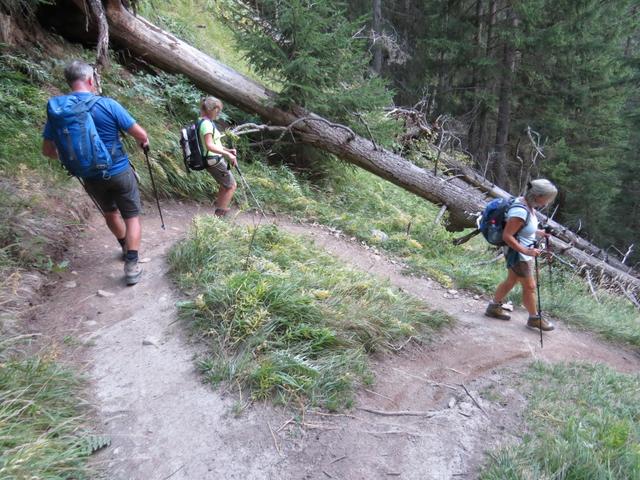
left=28, top=202, right=640, bottom=480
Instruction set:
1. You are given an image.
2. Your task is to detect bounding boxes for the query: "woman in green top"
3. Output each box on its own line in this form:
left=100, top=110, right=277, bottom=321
left=199, top=96, right=237, bottom=217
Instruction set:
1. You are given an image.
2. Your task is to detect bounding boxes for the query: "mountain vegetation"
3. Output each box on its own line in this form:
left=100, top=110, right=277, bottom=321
left=1, top=0, right=639, bottom=477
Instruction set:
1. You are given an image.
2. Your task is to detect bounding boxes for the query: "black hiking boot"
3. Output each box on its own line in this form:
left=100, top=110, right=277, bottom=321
left=484, top=301, right=511, bottom=321
left=124, top=259, right=143, bottom=286
left=526, top=315, right=555, bottom=332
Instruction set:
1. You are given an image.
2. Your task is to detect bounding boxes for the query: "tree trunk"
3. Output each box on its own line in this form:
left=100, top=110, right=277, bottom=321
left=469, top=0, right=495, bottom=174
left=68, top=0, right=640, bottom=291
left=372, top=0, right=383, bottom=74
left=493, top=5, right=517, bottom=190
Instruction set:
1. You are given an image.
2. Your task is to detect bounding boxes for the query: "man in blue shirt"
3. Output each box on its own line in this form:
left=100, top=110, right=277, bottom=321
left=42, top=61, right=149, bottom=285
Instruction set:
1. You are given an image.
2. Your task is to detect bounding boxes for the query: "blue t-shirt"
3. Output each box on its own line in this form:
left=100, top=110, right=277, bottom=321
left=43, top=92, right=136, bottom=179
left=506, top=198, right=539, bottom=262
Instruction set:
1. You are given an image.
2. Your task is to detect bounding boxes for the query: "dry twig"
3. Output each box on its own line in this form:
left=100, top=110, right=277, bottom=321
left=460, top=384, right=487, bottom=416
left=358, top=407, right=437, bottom=417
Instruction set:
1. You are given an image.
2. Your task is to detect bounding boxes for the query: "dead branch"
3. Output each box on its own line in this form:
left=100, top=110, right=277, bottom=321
left=351, top=112, right=378, bottom=150
left=470, top=253, right=504, bottom=266
left=230, top=123, right=288, bottom=136
left=460, top=384, right=487, bottom=416
left=622, top=287, right=640, bottom=311
left=622, top=244, right=635, bottom=265
left=434, top=205, right=447, bottom=225
left=358, top=408, right=438, bottom=417
left=585, top=270, right=600, bottom=304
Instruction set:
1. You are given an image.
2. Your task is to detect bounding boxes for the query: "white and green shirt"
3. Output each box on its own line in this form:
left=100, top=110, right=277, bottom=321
left=198, top=118, right=223, bottom=158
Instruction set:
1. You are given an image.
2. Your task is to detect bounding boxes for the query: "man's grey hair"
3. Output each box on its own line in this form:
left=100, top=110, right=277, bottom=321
left=525, top=178, right=558, bottom=204
left=64, top=61, right=94, bottom=86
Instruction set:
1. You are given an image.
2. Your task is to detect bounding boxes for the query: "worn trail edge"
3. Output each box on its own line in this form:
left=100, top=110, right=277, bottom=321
left=33, top=203, right=640, bottom=480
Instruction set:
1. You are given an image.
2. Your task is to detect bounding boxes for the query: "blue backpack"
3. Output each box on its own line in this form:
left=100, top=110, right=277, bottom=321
left=478, top=198, right=530, bottom=246
left=46, top=95, right=113, bottom=179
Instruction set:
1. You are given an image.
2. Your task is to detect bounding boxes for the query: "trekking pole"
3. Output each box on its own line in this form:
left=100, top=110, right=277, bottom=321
left=142, top=145, right=166, bottom=230
left=534, top=240, right=544, bottom=348
left=76, top=177, right=104, bottom=216
left=545, top=225, right=553, bottom=292
left=234, top=164, right=266, bottom=217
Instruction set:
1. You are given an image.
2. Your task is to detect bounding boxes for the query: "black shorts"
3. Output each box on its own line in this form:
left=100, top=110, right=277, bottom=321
left=83, top=167, right=142, bottom=219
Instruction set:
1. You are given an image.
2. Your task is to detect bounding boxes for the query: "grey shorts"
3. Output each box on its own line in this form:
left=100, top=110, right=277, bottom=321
left=83, top=167, right=142, bottom=219
left=205, top=156, right=236, bottom=189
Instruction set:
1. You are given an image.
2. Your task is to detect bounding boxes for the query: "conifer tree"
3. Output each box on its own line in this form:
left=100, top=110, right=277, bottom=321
left=221, top=0, right=393, bottom=126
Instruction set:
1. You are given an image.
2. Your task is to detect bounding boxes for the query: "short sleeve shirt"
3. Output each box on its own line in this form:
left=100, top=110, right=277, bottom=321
left=198, top=118, right=224, bottom=158
left=506, top=198, right=539, bottom=262
left=43, top=92, right=136, bottom=178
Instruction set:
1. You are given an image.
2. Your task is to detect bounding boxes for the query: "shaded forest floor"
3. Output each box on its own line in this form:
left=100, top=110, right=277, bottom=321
left=25, top=202, right=640, bottom=480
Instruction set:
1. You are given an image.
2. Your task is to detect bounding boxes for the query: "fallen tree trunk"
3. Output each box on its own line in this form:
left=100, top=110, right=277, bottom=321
left=437, top=151, right=636, bottom=274
left=69, top=0, right=640, bottom=291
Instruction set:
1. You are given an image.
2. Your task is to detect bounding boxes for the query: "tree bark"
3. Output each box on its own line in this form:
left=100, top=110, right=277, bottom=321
left=492, top=5, right=517, bottom=190
left=372, top=0, right=383, bottom=74
left=67, top=0, right=639, bottom=291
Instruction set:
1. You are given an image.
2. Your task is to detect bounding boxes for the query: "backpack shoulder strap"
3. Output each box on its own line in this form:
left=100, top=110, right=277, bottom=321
left=83, top=95, right=104, bottom=110
left=507, top=200, right=531, bottom=232
left=195, top=118, right=207, bottom=153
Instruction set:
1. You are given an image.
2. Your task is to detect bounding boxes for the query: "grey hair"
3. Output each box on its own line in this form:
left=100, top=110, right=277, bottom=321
left=525, top=178, right=558, bottom=204
left=200, top=96, right=223, bottom=115
left=64, top=61, right=94, bottom=86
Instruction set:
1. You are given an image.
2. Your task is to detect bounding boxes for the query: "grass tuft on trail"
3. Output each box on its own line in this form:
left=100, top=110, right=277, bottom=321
left=481, top=362, right=640, bottom=479
left=169, top=216, right=451, bottom=410
left=227, top=159, right=640, bottom=348
left=0, top=346, right=94, bottom=479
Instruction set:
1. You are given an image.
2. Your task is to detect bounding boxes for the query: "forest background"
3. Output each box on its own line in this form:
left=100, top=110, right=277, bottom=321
left=225, top=0, right=640, bottom=264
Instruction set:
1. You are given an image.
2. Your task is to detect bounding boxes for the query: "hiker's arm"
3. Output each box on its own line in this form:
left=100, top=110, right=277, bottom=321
left=127, top=124, right=149, bottom=150
left=204, top=133, right=237, bottom=165
left=503, top=218, right=541, bottom=257
left=42, top=139, right=58, bottom=159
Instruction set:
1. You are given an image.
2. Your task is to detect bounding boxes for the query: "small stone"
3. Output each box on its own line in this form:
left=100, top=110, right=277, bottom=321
left=142, top=337, right=159, bottom=347
left=139, top=258, right=151, bottom=264
left=64, top=281, right=77, bottom=288
left=448, top=398, right=457, bottom=409
left=97, top=289, right=115, bottom=298
left=473, top=295, right=480, bottom=300
left=371, top=229, right=389, bottom=242
left=447, top=289, right=458, bottom=295
left=71, top=271, right=78, bottom=276
left=85, top=320, right=98, bottom=327
left=443, top=293, right=450, bottom=299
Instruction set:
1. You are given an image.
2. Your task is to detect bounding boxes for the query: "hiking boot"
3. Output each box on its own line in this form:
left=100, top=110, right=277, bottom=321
left=214, top=208, right=230, bottom=218
left=484, top=301, right=511, bottom=320
left=526, top=315, right=555, bottom=332
left=124, top=259, right=143, bottom=286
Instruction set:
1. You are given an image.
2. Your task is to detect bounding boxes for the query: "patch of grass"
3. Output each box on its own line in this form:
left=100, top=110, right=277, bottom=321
left=481, top=362, right=640, bottom=479
left=0, top=345, right=94, bottom=479
left=169, top=216, right=451, bottom=410
left=230, top=159, right=640, bottom=347
left=541, top=269, right=640, bottom=347
left=137, top=0, right=271, bottom=87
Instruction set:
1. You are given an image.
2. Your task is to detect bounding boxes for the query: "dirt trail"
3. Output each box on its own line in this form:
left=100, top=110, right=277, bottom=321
left=32, top=203, right=640, bottom=480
